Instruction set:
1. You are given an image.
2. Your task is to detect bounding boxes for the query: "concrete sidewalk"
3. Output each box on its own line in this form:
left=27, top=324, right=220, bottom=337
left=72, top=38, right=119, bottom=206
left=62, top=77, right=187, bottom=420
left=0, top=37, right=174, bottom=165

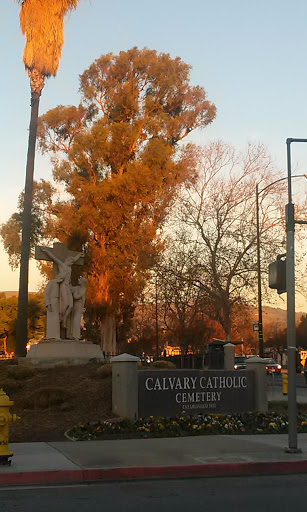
left=1, top=382, right=306, bottom=486
left=1, top=434, right=307, bottom=486
left=267, top=386, right=307, bottom=402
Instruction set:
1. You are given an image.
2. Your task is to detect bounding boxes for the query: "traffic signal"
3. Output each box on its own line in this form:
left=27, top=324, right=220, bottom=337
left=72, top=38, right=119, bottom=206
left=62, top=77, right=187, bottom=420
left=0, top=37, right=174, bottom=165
left=268, top=255, right=286, bottom=294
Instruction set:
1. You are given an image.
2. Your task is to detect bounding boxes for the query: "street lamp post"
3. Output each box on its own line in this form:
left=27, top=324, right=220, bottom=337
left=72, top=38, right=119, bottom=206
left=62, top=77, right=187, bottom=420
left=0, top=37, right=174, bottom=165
left=256, top=184, right=264, bottom=358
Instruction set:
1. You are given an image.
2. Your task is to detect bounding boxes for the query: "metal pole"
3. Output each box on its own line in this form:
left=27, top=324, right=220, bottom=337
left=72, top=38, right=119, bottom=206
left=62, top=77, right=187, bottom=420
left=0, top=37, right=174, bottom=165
left=256, top=184, right=264, bottom=357
left=256, top=172, right=306, bottom=359
left=155, top=275, right=159, bottom=359
left=285, top=138, right=300, bottom=453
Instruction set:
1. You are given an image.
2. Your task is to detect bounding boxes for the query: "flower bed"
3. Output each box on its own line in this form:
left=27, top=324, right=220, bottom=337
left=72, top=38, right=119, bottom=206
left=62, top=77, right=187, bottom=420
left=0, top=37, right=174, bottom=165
left=67, top=412, right=307, bottom=441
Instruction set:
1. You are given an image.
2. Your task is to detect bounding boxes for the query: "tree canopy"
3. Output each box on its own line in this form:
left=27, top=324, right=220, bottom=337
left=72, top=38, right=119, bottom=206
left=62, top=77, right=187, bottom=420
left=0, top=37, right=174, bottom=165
left=1, top=180, right=55, bottom=268
left=0, top=293, right=46, bottom=353
left=2, top=47, right=216, bottom=351
left=172, top=141, right=286, bottom=340
left=17, top=0, right=80, bottom=77
left=154, top=233, right=216, bottom=352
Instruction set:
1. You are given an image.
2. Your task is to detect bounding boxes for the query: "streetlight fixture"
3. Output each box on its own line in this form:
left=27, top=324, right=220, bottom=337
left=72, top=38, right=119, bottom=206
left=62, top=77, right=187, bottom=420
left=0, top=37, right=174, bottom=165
left=256, top=173, right=306, bottom=359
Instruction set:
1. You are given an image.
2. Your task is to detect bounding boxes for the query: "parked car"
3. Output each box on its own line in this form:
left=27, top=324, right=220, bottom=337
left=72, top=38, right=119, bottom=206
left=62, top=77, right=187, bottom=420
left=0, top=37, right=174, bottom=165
left=303, top=360, right=307, bottom=384
left=264, top=358, right=282, bottom=374
left=234, top=356, right=246, bottom=370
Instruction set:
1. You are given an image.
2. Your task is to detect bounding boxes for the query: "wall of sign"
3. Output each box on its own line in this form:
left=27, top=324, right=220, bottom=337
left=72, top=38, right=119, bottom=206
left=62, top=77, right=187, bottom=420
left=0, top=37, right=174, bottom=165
left=138, top=369, right=255, bottom=418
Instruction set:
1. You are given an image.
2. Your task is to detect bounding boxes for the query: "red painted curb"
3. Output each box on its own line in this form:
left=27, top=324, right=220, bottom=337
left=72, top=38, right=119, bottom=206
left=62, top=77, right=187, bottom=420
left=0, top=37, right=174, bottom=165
left=82, top=460, right=307, bottom=480
left=0, top=469, right=84, bottom=486
left=1, top=460, right=307, bottom=486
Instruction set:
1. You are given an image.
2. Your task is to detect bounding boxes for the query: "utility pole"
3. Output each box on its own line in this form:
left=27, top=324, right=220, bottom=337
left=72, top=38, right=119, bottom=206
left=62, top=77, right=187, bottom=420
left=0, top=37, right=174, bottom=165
left=257, top=173, right=306, bottom=359
left=285, top=138, right=307, bottom=453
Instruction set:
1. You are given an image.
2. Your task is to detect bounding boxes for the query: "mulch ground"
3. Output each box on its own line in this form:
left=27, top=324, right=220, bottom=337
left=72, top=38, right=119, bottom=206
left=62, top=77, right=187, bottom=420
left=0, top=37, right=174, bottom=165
left=0, top=361, right=113, bottom=443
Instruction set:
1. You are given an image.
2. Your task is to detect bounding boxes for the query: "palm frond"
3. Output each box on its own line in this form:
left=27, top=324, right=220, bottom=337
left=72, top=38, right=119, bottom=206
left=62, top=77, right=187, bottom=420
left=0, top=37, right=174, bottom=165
left=17, top=0, right=80, bottom=76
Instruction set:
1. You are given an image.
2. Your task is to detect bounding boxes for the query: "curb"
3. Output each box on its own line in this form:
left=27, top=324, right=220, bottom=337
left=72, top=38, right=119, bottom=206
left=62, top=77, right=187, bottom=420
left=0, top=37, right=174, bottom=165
left=1, top=460, right=307, bottom=486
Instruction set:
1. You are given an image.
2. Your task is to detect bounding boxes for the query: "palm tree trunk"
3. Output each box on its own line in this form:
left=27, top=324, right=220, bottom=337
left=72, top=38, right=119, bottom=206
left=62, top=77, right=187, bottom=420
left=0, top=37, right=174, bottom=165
left=15, top=92, right=40, bottom=357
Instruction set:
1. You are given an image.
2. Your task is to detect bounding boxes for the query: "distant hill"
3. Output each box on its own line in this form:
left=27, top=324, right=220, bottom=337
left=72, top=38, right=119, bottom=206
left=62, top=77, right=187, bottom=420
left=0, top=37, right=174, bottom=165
left=1, top=291, right=18, bottom=298
left=1, top=291, right=39, bottom=298
left=251, top=306, right=303, bottom=329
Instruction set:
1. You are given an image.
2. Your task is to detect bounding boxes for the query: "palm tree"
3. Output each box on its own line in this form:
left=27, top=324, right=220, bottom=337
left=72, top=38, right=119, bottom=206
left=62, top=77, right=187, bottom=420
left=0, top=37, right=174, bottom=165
left=15, top=0, right=80, bottom=356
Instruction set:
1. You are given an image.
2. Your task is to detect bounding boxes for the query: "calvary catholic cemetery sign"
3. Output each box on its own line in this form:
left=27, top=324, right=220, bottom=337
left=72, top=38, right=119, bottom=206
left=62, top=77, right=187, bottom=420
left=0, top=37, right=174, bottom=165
left=138, top=370, right=255, bottom=418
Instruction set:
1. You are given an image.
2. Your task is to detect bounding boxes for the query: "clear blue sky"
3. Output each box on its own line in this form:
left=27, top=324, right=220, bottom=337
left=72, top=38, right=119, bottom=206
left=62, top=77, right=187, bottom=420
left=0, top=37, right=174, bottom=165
left=1, top=0, right=307, bottom=310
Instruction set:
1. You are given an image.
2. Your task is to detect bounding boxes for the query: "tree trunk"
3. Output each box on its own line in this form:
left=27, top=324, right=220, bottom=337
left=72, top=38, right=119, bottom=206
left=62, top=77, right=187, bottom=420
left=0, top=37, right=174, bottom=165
left=223, top=313, right=232, bottom=342
left=225, top=330, right=232, bottom=342
left=15, top=91, right=41, bottom=357
left=100, top=313, right=117, bottom=356
left=218, top=296, right=232, bottom=342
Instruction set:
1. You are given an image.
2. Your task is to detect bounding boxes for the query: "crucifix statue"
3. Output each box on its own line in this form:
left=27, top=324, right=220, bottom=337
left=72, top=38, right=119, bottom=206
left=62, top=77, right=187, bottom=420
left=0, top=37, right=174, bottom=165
left=35, top=243, right=86, bottom=340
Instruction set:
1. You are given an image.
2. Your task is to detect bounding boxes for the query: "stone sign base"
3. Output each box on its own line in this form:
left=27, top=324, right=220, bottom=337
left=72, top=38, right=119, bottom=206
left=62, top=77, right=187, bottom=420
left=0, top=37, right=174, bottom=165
left=23, top=339, right=104, bottom=367
left=110, top=354, right=268, bottom=420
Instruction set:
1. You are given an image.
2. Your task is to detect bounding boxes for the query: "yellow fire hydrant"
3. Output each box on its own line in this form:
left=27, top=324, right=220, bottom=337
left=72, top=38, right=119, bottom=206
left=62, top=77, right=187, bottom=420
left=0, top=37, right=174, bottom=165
left=282, top=373, right=288, bottom=395
left=0, top=388, right=19, bottom=466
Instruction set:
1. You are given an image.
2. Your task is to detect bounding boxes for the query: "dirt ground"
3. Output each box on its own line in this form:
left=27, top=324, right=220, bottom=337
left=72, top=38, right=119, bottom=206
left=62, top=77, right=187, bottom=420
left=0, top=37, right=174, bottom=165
left=1, top=360, right=305, bottom=444
left=0, top=361, right=113, bottom=443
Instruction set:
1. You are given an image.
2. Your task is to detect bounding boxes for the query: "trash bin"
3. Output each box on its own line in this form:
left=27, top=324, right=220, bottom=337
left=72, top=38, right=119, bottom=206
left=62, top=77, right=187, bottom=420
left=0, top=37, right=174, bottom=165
left=205, top=341, right=225, bottom=369
left=204, top=339, right=244, bottom=369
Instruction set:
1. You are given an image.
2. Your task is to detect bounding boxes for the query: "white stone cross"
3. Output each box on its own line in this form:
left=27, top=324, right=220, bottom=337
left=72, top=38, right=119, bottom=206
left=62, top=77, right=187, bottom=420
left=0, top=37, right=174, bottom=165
left=35, top=242, right=84, bottom=278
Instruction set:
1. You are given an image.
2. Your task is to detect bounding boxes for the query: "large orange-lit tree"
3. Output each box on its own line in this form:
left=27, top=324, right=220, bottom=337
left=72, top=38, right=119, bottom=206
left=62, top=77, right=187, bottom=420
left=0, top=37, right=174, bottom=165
left=4, top=48, right=216, bottom=354
left=14, top=0, right=80, bottom=356
left=35, top=47, right=216, bottom=353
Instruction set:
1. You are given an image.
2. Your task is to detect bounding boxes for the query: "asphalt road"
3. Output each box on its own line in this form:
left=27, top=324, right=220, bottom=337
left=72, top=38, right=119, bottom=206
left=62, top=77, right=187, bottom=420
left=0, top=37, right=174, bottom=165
left=0, top=474, right=306, bottom=512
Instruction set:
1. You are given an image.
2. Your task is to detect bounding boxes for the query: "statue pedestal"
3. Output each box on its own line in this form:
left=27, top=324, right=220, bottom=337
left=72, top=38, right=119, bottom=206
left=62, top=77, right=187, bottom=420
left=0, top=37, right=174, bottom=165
left=24, top=339, right=104, bottom=367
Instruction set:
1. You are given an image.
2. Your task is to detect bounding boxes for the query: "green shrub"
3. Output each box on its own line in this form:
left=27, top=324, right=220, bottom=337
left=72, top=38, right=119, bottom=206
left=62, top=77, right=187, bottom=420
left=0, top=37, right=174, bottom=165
left=96, top=364, right=112, bottom=379
left=7, top=366, right=34, bottom=380
left=26, top=387, right=72, bottom=409
left=152, top=360, right=176, bottom=369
